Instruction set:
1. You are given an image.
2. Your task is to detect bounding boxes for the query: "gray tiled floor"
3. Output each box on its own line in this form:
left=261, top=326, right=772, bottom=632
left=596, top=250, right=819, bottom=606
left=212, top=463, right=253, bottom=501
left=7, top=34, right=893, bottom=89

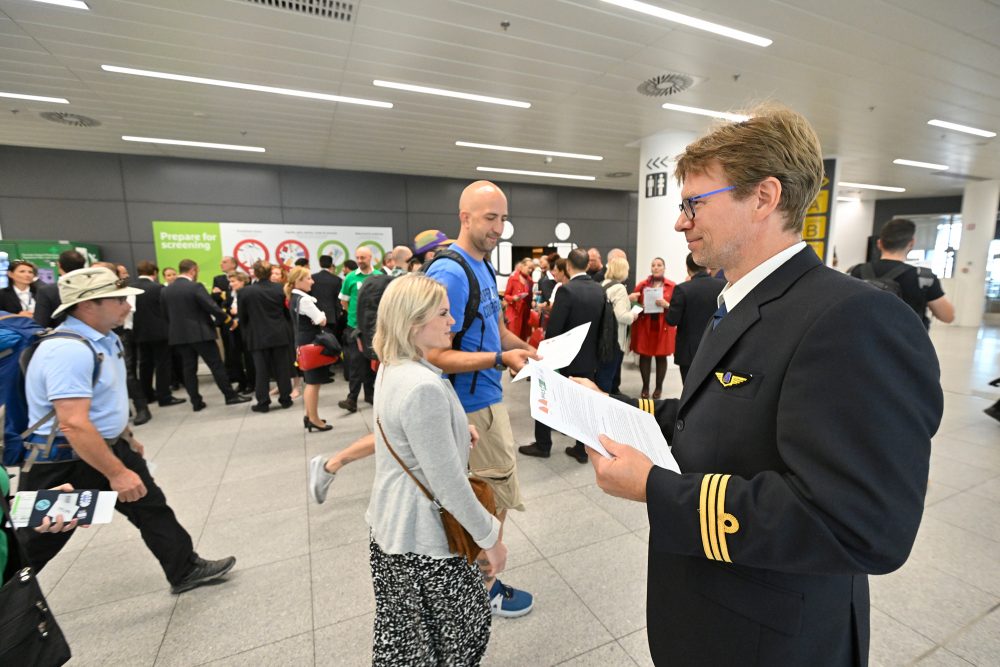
left=14, top=324, right=1000, bottom=666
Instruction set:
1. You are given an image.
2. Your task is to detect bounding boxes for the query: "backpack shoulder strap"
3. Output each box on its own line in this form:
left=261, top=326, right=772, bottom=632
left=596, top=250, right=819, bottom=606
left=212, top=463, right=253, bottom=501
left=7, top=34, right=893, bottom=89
left=425, top=248, right=486, bottom=342
left=881, top=263, right=911, bottom=282
left=859, top=263, right=877, bottom=280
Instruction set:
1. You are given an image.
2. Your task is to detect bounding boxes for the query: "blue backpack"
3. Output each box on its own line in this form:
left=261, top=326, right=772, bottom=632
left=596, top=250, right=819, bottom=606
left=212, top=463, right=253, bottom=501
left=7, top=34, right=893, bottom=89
left=0, top=313, right=101, bottom=469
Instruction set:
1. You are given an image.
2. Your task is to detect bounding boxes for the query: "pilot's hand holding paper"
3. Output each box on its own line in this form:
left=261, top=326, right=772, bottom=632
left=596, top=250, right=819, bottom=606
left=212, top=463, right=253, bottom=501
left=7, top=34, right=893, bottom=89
left=589, top=435, right=654, bottom=503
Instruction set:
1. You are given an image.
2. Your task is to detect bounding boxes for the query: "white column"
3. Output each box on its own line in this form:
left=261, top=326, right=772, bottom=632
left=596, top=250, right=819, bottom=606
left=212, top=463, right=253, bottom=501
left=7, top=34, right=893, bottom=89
left=954, top=180, right=1000, bottom=327
left=637, top=131, right=697, bottom=284
left=831, top=199, right=875, bottom=271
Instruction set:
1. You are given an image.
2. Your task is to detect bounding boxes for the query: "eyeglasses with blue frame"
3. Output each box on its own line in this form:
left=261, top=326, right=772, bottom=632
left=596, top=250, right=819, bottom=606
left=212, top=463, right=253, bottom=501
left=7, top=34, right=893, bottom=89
left=679, top=185, right=736, bottom=221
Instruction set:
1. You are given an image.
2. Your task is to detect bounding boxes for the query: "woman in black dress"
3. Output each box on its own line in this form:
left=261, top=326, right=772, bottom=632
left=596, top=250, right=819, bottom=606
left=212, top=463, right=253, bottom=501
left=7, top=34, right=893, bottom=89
left=286, top=267, right=333, bottom=432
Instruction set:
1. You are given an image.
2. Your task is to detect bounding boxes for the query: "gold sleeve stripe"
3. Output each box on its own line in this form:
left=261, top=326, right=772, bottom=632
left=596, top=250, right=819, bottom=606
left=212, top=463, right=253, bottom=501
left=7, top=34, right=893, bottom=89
left=699, top=473, right=740, bottom=563
left=716, top=474, right=738, bottom=563
left=706, top=474, right=723, bottom=562
left=698, top=474, right=714, bottom=560
left=637, top=398, right=653, bottom=414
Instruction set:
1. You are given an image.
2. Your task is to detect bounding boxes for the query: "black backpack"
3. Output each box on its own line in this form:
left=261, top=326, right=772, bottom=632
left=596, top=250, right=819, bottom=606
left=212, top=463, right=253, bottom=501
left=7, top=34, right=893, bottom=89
left=856, top=262, right=910, bottom=298
left=597, top=281, right=621, bottom=363
left=423, top=248, right=495, bottom=393
left=355, top=273, right=395, bottom=361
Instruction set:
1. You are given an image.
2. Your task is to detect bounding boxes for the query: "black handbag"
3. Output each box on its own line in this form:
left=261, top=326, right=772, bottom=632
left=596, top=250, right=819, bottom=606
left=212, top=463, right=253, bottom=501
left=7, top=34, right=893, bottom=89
left=0, top=491, right=72, bottom=666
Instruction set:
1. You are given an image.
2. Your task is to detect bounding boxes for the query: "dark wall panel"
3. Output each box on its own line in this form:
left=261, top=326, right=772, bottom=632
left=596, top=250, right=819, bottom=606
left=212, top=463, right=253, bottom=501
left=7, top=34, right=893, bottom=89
left=557, top=188, right=629, bottom=221
left=405, top=177, right=468, bottom=214
left=509, top=183, right=558, bottom=218
left=0, top=147, right=124, bottom=200
left=0, top=198, right=129, bottom=241
left=872, top=196, right=963, bottom=231
left=281, top=167, right=407, bottom=211
left=121, top=156, right=282, bottom=206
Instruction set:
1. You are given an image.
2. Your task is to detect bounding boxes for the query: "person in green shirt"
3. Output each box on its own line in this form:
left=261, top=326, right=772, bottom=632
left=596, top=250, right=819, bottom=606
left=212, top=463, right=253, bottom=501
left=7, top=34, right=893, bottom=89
left=337, top=246, right=383, bottom=413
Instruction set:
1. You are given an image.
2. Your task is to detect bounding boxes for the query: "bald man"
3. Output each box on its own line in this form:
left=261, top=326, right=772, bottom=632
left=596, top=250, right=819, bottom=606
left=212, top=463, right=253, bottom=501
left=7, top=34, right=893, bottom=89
left=337, top=246, right=382, bottom=412
left=388, top=245, right=413, bottom=277
left=423, top=180, right=539, bottom=618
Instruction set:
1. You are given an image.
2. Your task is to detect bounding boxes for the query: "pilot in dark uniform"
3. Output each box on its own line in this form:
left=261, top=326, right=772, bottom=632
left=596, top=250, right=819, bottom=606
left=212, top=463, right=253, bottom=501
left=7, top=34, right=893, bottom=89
left=589, top=106, right=942, bottom=666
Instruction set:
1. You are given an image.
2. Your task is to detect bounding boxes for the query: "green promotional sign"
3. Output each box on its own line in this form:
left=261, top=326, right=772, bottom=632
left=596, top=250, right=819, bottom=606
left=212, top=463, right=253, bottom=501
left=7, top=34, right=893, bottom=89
left=0, top=240, right=100, bottom=284
left=152, top=222, right=223, bottom=290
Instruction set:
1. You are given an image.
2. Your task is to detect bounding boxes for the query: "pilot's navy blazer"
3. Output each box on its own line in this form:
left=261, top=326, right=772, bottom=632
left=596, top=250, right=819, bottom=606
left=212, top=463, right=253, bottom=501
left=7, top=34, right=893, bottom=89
left=628, top=247, right=942, bottom=666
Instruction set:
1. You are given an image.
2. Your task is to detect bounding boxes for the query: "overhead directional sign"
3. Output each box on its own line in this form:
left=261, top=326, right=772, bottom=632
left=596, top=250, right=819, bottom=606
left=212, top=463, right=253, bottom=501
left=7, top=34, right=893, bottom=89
left=645, top=156, right=670, bottom=170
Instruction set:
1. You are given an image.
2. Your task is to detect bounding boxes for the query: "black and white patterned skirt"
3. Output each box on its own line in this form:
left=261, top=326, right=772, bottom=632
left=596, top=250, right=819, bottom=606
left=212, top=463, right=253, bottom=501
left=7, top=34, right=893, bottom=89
left=369, top=536, right=491, bottom=666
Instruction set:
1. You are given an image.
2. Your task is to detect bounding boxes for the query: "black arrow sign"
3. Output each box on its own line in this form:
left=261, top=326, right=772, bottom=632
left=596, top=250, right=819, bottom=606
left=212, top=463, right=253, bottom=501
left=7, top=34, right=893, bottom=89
left=647, top=156, right=669, bottom=170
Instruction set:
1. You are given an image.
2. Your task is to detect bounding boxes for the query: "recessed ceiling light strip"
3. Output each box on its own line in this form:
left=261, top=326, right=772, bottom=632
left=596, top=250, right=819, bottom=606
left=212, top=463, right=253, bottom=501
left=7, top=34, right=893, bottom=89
left=601, top=0, right=772, bottom=47
left=122, top=136, right=265, bottom=152
left=893, top=159, right=949, bottom=171
left=927, top=119, right=996, bottom=138
left=373, top=80, right=530, bottom=108
left=102, top=65, right=393, bottom=109
left=838, top=181, right=906, bottom=193
left=29, top=0, right=89, bottom=9
left=476, top=167, right=595, bottom=181
left=0, top=91, right=69, bottom=103
left=661, top=102, right=749, bottom=122
left=456, top=141, right=602, bottom=160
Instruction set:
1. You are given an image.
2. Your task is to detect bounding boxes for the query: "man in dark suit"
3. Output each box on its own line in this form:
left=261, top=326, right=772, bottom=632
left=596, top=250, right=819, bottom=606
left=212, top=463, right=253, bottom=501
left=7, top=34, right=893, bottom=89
left=33, top=249, right=86, bottom=328
left=665, top=253, right=726, bottom=383
left=161, top=259, right=250, bottom=411
left=133, top=260, right=185, bottom=409
left=311, top=254, right=344, bottom=337
left=211, top=256, right=238, bottom=381
left=588, top=106, right=942, bottom=666
left=520, top=248, right=606, bottom=463
left=237, top=261, right=294, bottom=412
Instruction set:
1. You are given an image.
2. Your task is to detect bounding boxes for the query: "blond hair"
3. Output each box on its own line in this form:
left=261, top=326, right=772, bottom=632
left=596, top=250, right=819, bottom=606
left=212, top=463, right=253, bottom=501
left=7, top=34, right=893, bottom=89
left=284, top=266, right=311, bottom=299
left=675, top=103, right=823, bottom=233
left=605, top=257, right=630, bottom=282
left=373, top=274, right=447, bottom=365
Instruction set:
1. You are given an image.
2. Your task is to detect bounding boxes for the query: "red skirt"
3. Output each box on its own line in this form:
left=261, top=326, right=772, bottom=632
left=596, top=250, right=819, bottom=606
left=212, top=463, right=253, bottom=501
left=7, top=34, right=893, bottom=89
left=630, top=313, right=676, bottom=356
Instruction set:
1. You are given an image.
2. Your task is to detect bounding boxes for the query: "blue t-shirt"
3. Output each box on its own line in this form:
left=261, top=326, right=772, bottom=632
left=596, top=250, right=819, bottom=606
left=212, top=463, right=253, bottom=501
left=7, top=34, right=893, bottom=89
left=424, top=245, right=503, bottom=412
left=25, top=316, right=129, bottom=439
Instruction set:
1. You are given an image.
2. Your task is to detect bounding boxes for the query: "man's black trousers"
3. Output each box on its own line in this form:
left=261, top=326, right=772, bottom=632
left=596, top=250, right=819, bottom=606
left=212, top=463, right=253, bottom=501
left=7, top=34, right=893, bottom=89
left=17, top=439, right=196, bottom=586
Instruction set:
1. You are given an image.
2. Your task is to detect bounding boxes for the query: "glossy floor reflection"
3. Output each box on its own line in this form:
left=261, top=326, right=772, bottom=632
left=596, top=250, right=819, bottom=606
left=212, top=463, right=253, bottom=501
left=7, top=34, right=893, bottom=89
left=16, top=325, right=1000, bottom=666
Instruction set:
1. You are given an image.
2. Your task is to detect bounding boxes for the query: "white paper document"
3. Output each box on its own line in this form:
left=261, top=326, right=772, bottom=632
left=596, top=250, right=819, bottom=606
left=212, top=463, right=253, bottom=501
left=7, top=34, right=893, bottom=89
left=630, top=304, right=644, bottom=317
left=643, top=287, right=664, bottom=314
left=526, top=364, right=680, bottom=472
left=513, top=322, right=590, bottom=381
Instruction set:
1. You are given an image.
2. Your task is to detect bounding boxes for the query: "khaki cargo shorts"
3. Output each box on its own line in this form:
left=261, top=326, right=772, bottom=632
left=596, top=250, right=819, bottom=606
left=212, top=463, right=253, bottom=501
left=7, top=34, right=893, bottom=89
left=466, top=403, right=525, bottom=512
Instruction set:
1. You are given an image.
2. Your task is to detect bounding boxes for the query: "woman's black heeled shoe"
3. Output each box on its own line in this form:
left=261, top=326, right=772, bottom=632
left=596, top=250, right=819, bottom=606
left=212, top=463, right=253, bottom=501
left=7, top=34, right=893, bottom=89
left=303, top=416, right=310, bottom=429
left=306, top=419, right=333, bottom=432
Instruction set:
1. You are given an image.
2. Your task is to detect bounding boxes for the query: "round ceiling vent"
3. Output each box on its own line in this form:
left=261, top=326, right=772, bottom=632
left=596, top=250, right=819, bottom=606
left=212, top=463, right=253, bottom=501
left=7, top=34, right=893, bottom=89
left=637, top=73, right=695, bottom=97
left=39, top=112, right=101, bottom=128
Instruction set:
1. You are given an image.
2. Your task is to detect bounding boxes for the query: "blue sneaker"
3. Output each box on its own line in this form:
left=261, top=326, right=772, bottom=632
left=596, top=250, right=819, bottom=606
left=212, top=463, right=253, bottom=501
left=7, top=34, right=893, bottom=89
left=488, top=579, right=534, bottom=618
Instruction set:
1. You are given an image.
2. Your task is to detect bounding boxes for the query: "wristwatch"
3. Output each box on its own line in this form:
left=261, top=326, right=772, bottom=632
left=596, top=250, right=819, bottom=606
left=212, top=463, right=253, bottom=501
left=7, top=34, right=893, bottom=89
left=493, top=351, right=506, bottom=371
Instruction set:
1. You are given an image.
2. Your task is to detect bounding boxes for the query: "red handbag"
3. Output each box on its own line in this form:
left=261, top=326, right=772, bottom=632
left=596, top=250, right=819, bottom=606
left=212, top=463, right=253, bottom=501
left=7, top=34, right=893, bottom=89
left=296, top=344, right=338, bottom=371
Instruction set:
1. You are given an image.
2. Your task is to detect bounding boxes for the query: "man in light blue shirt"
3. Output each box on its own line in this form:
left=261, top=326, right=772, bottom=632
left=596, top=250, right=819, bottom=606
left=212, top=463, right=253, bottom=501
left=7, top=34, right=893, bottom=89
left=18, top=266, right=236, bottom=594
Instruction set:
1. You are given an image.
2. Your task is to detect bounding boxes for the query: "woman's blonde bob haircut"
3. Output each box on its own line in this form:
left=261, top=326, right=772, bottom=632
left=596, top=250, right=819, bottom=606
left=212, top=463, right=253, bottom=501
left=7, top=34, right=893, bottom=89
left=604, top=257, right=630, bottom=283
left=373, top=274, right=448, bottom=365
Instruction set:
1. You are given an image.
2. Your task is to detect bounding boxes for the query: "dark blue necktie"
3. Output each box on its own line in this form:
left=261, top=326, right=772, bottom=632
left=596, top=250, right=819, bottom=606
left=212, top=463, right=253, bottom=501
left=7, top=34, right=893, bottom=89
left=712, top=302, right=728, bottom=330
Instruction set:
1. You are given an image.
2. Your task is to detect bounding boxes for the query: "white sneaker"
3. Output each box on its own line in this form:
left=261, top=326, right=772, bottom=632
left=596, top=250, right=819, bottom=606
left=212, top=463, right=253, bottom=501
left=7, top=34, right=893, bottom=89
left=308, top=455, right=336, bottom=504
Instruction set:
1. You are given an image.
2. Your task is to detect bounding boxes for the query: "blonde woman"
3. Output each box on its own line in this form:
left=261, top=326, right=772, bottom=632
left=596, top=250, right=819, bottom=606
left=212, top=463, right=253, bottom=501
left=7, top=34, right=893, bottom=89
left=367, top=274, right=506, bottom=666
left=596, top=257, right=637, bottom=393
left=285, top=266, right=333, bottom=431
